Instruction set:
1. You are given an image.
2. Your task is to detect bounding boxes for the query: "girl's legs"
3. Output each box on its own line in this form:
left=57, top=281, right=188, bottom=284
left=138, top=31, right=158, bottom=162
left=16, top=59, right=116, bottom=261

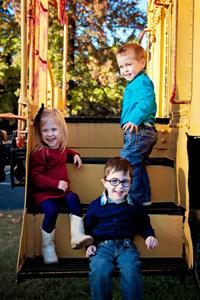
left=40, top=198, right=59, bottom=233
left=39, top=198, right=59, bottom=264
left=63, top=191, right=82, bottom=216
left=63, top=192, right=93, bottom=249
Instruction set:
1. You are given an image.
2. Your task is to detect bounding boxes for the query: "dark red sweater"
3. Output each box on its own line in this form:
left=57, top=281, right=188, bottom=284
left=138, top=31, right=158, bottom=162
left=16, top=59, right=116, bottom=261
left=29, top=147, right=79, bottom=205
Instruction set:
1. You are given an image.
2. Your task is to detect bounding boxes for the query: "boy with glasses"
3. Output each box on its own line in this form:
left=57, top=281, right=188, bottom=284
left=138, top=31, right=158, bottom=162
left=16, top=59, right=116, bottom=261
left=85, top=157, right=158, bottom=300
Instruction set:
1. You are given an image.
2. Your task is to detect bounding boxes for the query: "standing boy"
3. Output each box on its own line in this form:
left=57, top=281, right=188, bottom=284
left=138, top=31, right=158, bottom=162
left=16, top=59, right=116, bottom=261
left=85, top=157, right=158, bottom=300
left=116, top=43, right=158, bottom=205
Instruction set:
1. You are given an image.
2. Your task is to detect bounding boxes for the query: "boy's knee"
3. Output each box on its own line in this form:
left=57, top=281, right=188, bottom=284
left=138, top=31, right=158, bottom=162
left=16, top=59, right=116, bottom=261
left=90, top=257, right=114, bottom=275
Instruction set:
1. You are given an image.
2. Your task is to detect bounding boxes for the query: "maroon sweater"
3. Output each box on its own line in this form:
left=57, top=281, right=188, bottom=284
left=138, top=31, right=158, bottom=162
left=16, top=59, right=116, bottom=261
left=29, top=147, right=79, bottom=205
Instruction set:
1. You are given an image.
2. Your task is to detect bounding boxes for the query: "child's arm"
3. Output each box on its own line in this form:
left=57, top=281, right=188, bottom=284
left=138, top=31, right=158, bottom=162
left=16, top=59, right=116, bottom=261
left=66, top=149, right=82, bottom=168
left=73, top=154, right=82, bottom=168
left=145, top=236, right=158, bottom=250
left=86, top=245, right=96, bottom=257
left=58, top=180, right=68, bottom=192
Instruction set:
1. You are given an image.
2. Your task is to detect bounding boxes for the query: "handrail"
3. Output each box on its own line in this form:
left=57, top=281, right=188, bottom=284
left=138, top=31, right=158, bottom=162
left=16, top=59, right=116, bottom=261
left=139, top=28, right=153, bottom=44
left=0, top=113, right=27, bottom=120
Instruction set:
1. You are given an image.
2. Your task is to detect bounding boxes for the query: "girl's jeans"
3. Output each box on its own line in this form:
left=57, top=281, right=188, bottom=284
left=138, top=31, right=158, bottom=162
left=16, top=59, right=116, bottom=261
left=89, top=239, right=142, bottom=300
left=121, top=125, right=158, bottom=205
left=40, top=191, right=82, bottom=233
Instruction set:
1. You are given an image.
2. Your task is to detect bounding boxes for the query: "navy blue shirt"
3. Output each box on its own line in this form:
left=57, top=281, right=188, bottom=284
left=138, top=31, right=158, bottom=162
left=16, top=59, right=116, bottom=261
left=84, top=194, right=155, bottom=243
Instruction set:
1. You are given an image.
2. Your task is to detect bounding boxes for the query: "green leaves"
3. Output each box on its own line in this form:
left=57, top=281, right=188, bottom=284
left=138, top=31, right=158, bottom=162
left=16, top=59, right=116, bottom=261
left=0, top=1, right=146, bottom=116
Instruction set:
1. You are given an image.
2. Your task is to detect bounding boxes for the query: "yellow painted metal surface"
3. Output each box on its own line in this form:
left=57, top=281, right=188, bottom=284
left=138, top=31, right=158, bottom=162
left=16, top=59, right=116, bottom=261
left=147, top=0, right=198, bottom=268
left=18, top=0, right=200, bottom=273
left=25, top=214, right=183, bottom=258
left=68, top=163, right=176, bottom=204
left=189, top=0, right=200, bottom=135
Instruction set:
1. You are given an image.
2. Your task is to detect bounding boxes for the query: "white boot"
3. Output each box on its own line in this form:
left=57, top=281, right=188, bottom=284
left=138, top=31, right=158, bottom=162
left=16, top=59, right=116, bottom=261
left=70, top=214, right=93, bottom=249
left=41, top=228, right=58, bottom=264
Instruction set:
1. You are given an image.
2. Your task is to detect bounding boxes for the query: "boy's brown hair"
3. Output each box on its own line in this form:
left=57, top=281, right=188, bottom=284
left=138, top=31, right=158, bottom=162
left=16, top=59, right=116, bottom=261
left=104, top=157, right=133, bottom=180
left=116, top=43, right=146, bottom=62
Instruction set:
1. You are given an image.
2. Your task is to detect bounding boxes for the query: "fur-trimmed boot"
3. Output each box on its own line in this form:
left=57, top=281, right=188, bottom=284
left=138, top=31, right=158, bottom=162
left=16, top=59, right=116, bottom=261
left=41, top=228, right=58, bottom=264
left=70, top=214, right=93, bottom=249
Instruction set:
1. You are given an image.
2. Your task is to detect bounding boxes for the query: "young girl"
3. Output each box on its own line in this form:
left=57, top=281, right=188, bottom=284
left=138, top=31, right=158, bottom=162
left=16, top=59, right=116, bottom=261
left=29, top=106, right=93, bottom=264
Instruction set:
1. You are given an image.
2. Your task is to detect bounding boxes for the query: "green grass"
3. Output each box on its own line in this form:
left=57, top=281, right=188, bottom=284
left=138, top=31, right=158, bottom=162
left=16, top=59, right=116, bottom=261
left=0, top=210, right=199, bottom=300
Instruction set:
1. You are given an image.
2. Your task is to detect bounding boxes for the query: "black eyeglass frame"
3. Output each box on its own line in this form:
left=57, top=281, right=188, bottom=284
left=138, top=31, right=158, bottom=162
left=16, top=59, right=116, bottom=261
left=104, top=178, right=131, bottom=188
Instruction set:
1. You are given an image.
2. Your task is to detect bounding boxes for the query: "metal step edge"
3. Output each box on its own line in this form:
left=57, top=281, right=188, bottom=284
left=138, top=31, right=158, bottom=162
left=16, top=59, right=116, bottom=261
left=17, top=257, right=189, bottom=282
left=27, top=202, right=185, bottom=215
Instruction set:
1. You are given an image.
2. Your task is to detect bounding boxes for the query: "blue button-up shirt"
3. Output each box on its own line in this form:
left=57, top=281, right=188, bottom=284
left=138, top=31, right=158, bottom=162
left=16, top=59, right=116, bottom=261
left=120, top=71, right=157, bottom=127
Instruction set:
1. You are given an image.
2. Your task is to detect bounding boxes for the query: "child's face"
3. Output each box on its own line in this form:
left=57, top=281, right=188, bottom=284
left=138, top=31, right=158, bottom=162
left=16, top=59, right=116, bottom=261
left=40, top=118, right=62, bottom=149
left=102, top=170, right=131, bottom=203
left=116, top=50, right=145, bottom=81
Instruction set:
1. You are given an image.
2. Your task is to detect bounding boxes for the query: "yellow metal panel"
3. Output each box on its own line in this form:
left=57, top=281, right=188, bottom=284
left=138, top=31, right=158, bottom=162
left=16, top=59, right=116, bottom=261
left=176, top=0, right=193, bottom=101
left=68, top=163, right=176, bottom=204
left=176, top=127, right=193, bottom=267
left=67, top=123, right=173, bottom=157
left=67, top=123, right=123, bottom=148
left=148, top=165, right=176, bottom=203
left=136, top=215, right=183, bottom=257
left=38, top=0, right=49, bottom=104
left=25, top=214, right=184, bottom=258
left=16, top=212, right=28, bottom=270
left=189, top=0, right=200, bottom=135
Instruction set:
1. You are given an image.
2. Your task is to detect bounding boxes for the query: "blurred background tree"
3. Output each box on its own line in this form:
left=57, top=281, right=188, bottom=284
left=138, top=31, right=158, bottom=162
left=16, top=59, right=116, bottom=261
left=0, top=0, right=20, bottom=114
left=0, top=0, right=147, bottom=117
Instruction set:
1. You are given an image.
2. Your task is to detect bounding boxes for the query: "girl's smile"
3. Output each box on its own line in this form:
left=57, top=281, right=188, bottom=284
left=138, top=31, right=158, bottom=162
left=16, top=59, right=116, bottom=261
left=40, top=119, right=62, bottom=149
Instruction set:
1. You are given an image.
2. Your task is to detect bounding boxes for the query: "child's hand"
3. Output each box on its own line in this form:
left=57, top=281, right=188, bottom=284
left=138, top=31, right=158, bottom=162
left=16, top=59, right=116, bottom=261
left=123, top=122, right=138, bottom=133
left=86, top=245, right=96, bottom=258
left=58, top=180, right=68, bottom=192
left=145, top=236, right=158, bottom=250
left=74, top=154, right=82, bottom=168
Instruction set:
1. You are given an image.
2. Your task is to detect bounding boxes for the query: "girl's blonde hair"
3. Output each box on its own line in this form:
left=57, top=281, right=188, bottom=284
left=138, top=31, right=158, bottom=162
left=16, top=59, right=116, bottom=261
left=34, top=108, right=68, bottom=151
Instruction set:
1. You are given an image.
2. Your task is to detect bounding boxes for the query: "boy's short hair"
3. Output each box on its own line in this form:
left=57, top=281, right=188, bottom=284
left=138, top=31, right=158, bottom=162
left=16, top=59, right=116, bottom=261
left=104, top=157, right=133, bottom=180
left=116, top=43, right=146, bottom=62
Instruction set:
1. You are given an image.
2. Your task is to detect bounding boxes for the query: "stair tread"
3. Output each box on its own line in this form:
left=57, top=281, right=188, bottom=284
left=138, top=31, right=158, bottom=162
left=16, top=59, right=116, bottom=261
left=27, top=202, right=185, bottom=215
left=68, top=157, right=174, bottom=167
left=65, top=117, right=170, bottom=124
left=17, top=257, right=189, bottom=281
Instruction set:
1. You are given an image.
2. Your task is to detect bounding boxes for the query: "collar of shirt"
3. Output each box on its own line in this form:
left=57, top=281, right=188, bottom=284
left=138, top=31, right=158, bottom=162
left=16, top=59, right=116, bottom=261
left=127, top=70, right=146, bottom=85
left=100, top=191, right=133, bottom=206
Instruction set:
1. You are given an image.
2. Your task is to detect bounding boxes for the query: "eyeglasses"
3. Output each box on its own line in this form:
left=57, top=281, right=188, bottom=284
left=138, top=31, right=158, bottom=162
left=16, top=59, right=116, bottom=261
left=105, top=178, right=131, bottom=188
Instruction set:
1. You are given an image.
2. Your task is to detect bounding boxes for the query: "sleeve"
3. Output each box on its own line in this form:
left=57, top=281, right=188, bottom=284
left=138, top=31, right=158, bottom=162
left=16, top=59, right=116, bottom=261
left=66, top=148, right=80, bottom=162
left=30, top=150, right=59, bottom=190
left=84, top=202, right=98, bottom=237
left=137, top=204, right=156, bottom=239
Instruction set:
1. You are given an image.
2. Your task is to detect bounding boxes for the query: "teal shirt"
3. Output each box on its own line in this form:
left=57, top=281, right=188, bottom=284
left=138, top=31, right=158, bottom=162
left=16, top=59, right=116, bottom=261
left=120, top=71, right=157, bottom=127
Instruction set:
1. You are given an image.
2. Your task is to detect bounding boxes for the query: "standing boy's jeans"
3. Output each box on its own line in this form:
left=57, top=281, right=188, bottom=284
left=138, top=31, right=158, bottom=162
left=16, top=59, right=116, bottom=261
left=121, top=125, right=158, bottom=205
left=89, top=239, right=142, bottom=300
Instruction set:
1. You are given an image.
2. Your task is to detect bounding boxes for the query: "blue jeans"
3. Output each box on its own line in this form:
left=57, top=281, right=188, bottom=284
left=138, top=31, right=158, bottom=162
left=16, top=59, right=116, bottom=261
left=89, top=239, right=142, bottom=300
left=120, top=125, right=158, bottom=205
left=40, top=191, right=82, bottom=233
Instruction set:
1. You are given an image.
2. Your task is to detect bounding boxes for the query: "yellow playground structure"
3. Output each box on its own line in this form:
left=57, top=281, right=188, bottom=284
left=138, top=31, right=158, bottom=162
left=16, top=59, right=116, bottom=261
left=1, top=0, right=200, bottom=288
